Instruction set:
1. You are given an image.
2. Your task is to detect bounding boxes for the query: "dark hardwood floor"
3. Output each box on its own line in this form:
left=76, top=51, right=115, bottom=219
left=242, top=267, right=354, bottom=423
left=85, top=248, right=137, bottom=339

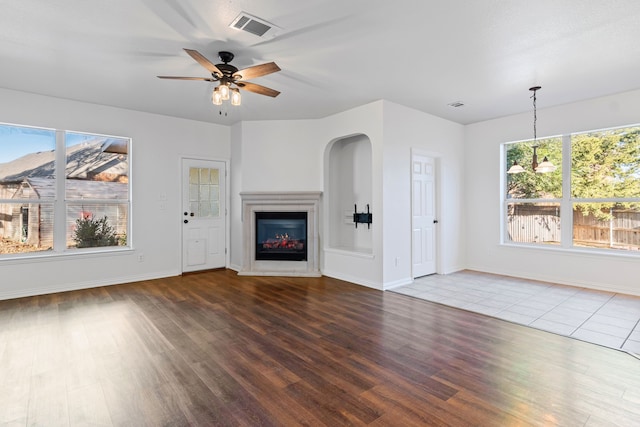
left=1, top=269, right=639, bottom=426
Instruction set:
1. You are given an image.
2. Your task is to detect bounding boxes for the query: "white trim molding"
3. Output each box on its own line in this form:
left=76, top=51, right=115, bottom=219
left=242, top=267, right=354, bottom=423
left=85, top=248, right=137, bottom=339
left=239, top=191, right=322, bottom=277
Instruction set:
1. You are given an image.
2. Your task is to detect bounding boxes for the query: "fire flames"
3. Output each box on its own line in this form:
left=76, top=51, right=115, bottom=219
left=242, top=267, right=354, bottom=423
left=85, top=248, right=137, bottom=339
left=261, top=233, right=304, bottom=250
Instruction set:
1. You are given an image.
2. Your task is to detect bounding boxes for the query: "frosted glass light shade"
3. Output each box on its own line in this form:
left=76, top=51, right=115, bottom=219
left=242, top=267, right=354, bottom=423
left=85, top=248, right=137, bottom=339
left=212, top=88, right=222, bottom=105
left=218, top=84, right=230, bottom=100
left=230, top=89, right=241, bottom=106
left=536, top=157, right=557, bottom=173
left=507, top=161, right=525, bottom=174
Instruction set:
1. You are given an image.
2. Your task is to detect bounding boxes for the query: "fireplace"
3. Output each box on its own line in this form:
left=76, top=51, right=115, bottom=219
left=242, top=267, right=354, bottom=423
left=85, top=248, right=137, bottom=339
left=240, top=191, right=321, bottom=277
left=255, top=211, right=307, bottom=261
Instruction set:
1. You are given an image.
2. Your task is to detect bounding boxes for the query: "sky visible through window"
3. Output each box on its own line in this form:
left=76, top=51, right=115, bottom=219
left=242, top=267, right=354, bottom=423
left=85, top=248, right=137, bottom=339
left=0, top=124, right=96, bottom=164
left=0, top=124, right=54, bottom=163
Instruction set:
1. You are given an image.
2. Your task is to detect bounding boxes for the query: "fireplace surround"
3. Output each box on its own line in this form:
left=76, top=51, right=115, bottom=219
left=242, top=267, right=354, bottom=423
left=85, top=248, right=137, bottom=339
left=240, top=191, right=321, bottom=276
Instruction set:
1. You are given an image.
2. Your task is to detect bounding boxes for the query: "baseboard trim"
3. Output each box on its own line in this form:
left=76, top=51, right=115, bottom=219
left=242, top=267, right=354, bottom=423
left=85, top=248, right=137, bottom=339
left=464, top=265, right=640, bottom=297
left=383, top=277, right=413, bottom=290
left=321, top=269, right=382, bottom=290
left=0, top=269, right=181, bottom=301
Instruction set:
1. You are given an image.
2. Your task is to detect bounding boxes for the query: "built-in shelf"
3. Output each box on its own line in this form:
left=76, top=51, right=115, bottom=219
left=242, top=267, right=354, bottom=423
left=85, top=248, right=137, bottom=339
left=327, top=134, right=373, bottom=253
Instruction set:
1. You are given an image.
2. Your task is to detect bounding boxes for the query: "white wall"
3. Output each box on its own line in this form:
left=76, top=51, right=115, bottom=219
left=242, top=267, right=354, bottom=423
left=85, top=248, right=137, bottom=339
left=228, top=118, right=324, bottom=270
left=320, top=102, right=385, bottom=288
left=229, top=121, right=243, bottom=271
left=229, top=103, right=385, bottom=288
left=465, top=88, right=640, bottom=296
left=237, top=119, right=325, bottom=191
left=382, top=101, right=466, bottom=287
left=0, top=88, right=230, bottom=300
left=230, top=100, right=465, bottom=290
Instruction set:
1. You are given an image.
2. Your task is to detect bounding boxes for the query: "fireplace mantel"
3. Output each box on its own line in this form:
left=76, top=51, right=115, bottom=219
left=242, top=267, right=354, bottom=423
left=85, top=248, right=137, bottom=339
left=239, top=191, right=321, bottom=276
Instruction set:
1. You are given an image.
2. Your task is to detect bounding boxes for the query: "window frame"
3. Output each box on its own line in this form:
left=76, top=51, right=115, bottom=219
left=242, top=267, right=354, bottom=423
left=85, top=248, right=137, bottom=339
left=0, top=122, right=132, bottom=260
left=502, top=124, right=640, bottom=256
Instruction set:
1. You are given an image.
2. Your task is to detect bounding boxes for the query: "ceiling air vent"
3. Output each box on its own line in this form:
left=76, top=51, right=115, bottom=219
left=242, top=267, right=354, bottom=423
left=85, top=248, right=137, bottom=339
left=229, top=12, right=280, bottom=38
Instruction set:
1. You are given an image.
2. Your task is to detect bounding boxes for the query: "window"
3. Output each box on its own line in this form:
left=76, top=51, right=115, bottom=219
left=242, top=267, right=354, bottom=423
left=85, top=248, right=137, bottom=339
left=503, top=124, right=640, bottom=253
left=0, top=123, right=130, bottom=256
left=189, top=167, right=220, bottom=218
left=505, top=137, right=563, bottom=245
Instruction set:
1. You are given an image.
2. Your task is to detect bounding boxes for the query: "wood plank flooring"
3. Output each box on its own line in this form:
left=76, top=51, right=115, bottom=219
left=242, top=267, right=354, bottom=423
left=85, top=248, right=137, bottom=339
left=1, top=269, right=639, bottom=426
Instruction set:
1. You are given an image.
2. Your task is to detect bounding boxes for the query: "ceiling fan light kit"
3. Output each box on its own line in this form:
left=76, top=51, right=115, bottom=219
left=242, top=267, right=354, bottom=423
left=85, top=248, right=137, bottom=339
left=158, top=48, right=281, bottom=110
left=230, top=88, right=241, bottom=106
left=218, top=83, right=230, bottom=100
left=212, top=87, right=222, bottom=105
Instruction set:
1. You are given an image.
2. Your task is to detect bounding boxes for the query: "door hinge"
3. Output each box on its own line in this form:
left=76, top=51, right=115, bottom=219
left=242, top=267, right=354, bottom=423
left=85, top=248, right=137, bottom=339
left=225, top=248, right=227, bottom=254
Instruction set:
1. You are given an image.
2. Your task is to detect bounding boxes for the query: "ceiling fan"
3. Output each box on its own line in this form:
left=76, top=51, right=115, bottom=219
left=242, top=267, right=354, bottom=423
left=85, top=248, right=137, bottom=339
left=158, top=49, right=281, bottom=105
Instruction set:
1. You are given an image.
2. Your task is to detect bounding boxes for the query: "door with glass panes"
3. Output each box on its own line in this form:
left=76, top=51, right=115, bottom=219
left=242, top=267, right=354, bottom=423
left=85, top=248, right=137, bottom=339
left=182, top=159, right=226, bottom=272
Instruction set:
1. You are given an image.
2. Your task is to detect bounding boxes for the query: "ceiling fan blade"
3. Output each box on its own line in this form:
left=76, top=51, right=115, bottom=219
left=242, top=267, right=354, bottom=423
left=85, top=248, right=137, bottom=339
left=233, top=62, right=281, bottom=80
left=236, top=81, right=280, bottom=97
left=157, top=76, right=215, bottom=81
left=183, top=48, right=224, bottom=77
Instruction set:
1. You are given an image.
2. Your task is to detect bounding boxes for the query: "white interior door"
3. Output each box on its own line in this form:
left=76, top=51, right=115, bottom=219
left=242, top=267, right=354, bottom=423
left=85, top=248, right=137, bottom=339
left=412, top=154, right=437, bottom=278
left=182, top=159, right=226, bottom=272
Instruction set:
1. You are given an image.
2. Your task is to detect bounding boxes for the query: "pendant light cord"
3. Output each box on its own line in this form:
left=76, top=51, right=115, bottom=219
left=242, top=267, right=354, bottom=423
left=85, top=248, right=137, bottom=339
left=530, top=86, right=541, bottom=143
left=533, top=90, right=537, bottom=142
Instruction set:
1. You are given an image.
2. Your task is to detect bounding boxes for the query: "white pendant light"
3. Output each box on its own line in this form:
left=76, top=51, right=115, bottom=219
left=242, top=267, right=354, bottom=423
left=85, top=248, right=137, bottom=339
left=536, top=156, right=557, bottom=173
left=507, top=161, right=525, bottom=174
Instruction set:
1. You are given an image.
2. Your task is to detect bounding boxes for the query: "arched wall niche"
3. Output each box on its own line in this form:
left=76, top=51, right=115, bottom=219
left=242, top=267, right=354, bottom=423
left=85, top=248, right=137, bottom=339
left=325, top=133, right=373, bottom=253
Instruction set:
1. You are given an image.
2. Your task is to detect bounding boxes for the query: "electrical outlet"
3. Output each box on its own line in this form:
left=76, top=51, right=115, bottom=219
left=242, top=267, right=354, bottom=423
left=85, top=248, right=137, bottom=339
left=138, top=253, right=144, bottom=262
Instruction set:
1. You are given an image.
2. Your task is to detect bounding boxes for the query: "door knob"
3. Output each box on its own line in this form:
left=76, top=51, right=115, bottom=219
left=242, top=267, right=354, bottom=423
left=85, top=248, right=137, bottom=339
left=184, top=212, right=188, bottom=216
left=433, top=219, right=439, bottom=224
left=184, top=219, right=189, bottom=224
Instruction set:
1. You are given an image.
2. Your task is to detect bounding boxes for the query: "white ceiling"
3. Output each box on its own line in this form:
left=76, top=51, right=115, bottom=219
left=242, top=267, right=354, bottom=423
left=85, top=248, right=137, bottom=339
left=2, top=0, right=640, bottom=126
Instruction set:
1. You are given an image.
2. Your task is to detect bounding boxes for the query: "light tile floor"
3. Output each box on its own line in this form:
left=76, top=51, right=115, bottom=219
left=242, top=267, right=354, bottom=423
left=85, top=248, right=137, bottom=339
left=392, top=270, right=640, bottom=357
